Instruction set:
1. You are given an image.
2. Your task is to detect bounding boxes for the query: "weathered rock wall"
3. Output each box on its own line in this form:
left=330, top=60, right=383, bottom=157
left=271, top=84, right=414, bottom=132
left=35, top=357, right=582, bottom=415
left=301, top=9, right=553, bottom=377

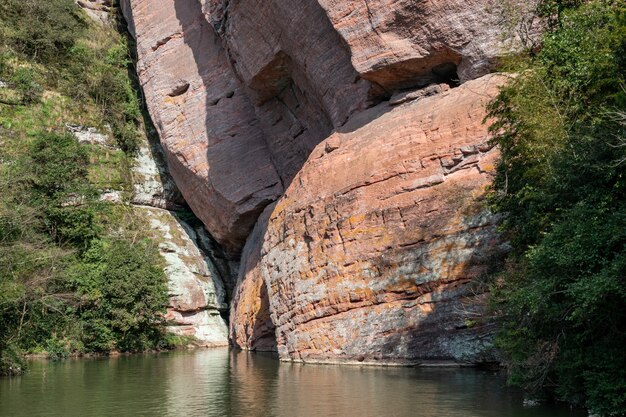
left=142, top=207, right=229, bottom=346
left=231, top=74, right=508, bottom=362
left=318, top=0, right=515, bottom=87
left=122, top=0, right=532, bottom=363
left=125, top=0, right=284, bottom=254
left=122, top=0, right=532, bottom=254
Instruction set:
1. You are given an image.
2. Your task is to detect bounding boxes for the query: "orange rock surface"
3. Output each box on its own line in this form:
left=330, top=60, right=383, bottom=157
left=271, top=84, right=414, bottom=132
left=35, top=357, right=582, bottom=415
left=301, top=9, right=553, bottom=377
left=231, top=74, right=509, bottom=362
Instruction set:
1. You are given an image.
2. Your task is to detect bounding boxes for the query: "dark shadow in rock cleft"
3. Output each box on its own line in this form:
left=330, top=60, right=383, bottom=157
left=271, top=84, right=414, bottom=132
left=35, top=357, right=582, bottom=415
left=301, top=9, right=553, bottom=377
left=172, top=0, right=283, bottom=256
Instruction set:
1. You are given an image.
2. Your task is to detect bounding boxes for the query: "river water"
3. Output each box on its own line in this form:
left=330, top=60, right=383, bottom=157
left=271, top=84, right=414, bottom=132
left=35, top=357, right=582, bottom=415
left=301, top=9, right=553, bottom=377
left=0, top=349, right=584, bottom=417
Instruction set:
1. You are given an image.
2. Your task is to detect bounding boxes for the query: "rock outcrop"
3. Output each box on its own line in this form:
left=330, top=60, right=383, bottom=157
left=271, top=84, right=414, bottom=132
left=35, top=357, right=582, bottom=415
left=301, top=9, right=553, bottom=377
left=230, top=74, right=508, bottom=362
left=131, top=133, right=185, bottom=210
left=123, top=0, right=284, bottom=254
left=122, top=0, right=533, bottom=254
left=128, top=127, right=230, bottom=346
left=122, top=0, right=532, bottom=363
left=142, top=207, right=229, bottom=346
left=77, top=0, right=113, bottom=25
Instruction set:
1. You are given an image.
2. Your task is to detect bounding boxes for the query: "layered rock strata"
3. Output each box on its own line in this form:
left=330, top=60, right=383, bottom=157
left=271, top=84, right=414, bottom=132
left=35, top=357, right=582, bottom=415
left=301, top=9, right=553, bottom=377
left=66, top=121, right=230, bottom=346
left=142, top=207, right=229, bottom=346
left=123, top=0, right=284, bottom=254
left=122, top=0, right=531, bottom=362
left=129, top=127, right=231, bottom=346
left=231, top=74, right=508, bottom=362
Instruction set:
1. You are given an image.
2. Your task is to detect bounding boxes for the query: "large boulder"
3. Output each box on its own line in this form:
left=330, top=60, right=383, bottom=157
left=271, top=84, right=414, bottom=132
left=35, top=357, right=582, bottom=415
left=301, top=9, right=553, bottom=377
left=231, top=74, right=509, bottom=363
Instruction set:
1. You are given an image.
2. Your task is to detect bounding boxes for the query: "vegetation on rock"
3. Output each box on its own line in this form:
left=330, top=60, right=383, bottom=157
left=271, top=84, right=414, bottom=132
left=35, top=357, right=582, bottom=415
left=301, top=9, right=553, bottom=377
left=488, top=1, right=626, bottom=415
left=0, top=0, right=172, bottom=375
left=0, top=0, right=142, bottom=153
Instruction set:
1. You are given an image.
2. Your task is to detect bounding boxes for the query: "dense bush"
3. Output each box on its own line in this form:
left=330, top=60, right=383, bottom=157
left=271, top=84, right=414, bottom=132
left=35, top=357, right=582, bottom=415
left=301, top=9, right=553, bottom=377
left=0, top=0, right=85, bottom=64
left=0, top=0, right=168, bottom=370
left=29, top=133, right=100, bottom=248
left=0, top=57, right=43, bottom=105
left=488, top=1, right=626, bottom=415
left=9, top=68, right=44, bottom=104
left=69, top=238, right=168, bottom=352
left=0, top=130, right=170, bottom=371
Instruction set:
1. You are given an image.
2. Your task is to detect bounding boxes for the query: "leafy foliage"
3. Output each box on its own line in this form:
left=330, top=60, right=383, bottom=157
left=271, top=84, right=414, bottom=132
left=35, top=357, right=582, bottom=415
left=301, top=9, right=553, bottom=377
left=0, top=0, right=85, bottom=64
left=0, top=1, right=171, bottom=375
left=0, top=131, right=170, bottom=369
left=69, top=238, right=168, bottom=352
left=488, top=1, right=626, bottom=415
left=29, top=133, right=101, bottom=248
left=64, top=38, right=142, bottom=153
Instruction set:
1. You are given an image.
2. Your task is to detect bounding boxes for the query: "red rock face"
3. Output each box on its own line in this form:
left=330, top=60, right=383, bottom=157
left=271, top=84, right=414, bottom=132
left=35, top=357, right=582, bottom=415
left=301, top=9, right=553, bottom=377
left=228, top=206, right=277, bottom=352
left=125, top=0, right=284, bottom=254
left=123, top=0, right=530, bottom=254
left=122, top=0, right=527, bottom=362
left=318, top=0, right=519, bottom=87
left=231, top=75, right=509, bottom=362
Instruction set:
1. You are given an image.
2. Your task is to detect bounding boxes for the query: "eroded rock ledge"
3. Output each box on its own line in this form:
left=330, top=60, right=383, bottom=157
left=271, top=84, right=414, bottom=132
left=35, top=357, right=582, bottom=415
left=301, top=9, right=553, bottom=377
left=122, top=0, right=532, bottom=363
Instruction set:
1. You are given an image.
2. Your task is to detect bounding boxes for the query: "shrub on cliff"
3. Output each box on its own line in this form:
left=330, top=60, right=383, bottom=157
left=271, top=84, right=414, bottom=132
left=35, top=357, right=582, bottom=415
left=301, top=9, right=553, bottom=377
left=65, top=38, right=143, bottom=154
left=68, top=238, right=168, bottom=352
left=0, top=130, right=169, bottom=372
left=0, top=0, right=171, bottom=374
left=0, top=0, right=85, bottom=64
left=29, top=132, right=101, bottom=249
left=488, top=1, right=626, bottom=415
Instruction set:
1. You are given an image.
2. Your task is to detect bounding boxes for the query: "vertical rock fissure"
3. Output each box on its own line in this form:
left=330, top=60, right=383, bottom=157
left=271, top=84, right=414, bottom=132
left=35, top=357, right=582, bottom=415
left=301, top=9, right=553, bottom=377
left=116, top=6, right=235, bottom=345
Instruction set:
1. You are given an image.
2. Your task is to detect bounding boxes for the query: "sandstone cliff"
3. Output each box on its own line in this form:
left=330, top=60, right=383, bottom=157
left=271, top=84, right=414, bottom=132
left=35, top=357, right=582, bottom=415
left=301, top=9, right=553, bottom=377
left=122, top=0, right=530, bottom=363
left=128, top=113, right=232, bottom=346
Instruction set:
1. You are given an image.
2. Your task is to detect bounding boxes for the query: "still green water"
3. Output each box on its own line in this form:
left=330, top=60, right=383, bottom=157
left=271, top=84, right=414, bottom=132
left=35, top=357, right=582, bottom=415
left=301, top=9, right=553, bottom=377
left=0, top=349, right=584, bottom=417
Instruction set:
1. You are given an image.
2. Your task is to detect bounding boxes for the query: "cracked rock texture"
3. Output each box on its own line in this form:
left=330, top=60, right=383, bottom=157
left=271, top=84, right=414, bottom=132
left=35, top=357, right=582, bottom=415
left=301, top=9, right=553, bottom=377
left=231, top=74, right=508, bottom=362
left=131, top=135, right=185, bottom=210
left=122, top=0, right=531, bottom=255
left=122, top=0, right=528, bottom=362
left=142, top=207, right=229, bottom=346
left=129, top=129, right=231, bottom=346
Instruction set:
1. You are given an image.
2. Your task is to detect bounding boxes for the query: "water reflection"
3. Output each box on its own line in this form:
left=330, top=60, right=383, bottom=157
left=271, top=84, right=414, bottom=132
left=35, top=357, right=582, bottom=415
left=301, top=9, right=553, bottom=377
left=0, top=349, right=584, bottom=417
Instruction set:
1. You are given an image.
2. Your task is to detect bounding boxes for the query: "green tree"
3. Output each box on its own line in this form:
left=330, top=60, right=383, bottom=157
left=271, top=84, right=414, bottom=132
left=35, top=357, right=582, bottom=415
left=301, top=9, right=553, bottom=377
left=28, top=132, right=100, bottom=249
left=488, top=2, right=626, bottom=415
left=0, top=0, right=172, bottom=375
left=69, top=238, right=168, bottom=352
